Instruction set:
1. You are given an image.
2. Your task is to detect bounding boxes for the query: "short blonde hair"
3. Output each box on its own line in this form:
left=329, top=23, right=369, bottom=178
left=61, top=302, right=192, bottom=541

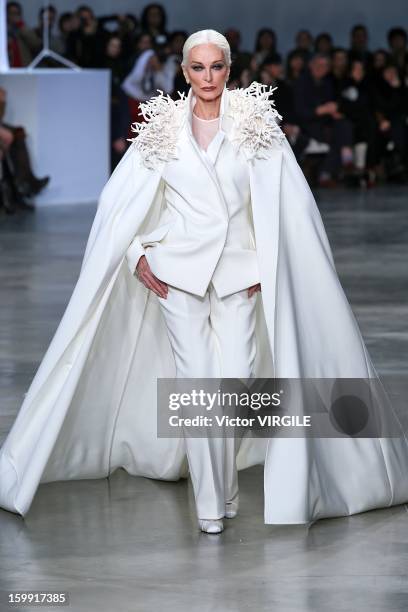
left=181, top=29, right=231, bottom=67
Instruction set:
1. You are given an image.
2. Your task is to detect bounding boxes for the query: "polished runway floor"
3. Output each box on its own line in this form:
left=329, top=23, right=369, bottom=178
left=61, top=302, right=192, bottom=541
left=0, top=185, right=407, bottom=611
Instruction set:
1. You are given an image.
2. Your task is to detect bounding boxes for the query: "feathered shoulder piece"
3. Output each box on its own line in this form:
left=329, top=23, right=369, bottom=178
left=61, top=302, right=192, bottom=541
left=127, top=82, right=285, bottom=169
left=225, top=81, right=286, bottom=160
left=127, top=90, right=188, bottom=170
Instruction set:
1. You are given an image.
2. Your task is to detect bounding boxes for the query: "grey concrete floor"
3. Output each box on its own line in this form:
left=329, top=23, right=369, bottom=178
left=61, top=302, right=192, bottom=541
left=0, top=186, right=408, bottom=611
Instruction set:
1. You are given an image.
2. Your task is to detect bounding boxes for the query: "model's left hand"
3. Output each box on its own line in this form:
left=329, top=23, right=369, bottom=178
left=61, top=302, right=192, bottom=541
left=248, top=283, right=261, bottom=298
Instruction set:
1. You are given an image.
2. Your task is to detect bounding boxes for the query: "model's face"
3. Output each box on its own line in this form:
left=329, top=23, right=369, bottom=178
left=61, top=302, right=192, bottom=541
left=183, top=43, right=230, bottom=100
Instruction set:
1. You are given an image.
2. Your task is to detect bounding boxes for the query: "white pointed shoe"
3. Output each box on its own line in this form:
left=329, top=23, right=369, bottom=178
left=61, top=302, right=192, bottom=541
left=198, top=519, right=224, bottom=534
left=225, top=497, right=239, bottom=519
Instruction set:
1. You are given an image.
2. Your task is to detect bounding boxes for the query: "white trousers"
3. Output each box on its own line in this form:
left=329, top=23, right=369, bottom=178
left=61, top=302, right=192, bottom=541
left=157, top=280, right=258, bottom=519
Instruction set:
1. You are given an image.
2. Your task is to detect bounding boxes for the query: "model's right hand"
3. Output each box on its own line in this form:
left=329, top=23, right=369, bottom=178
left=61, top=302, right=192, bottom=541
left=135, top=255, right=168, bottom=299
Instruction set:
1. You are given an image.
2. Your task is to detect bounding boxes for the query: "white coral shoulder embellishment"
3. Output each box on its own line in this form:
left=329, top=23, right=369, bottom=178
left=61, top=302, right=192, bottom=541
left=127, top=90, right=187, bottom=170
left=226, top=81, right=286, bottom=160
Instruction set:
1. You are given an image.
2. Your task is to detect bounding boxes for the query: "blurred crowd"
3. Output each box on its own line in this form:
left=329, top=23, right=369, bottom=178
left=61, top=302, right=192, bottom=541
left=4, top=1, right=408, bottom=197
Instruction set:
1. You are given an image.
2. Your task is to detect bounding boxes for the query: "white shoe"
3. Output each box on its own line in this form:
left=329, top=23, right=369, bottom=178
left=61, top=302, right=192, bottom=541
left=304, top=138, right=330, bottom=154
left=225, top=497, right=239, bottom=519
left=198, top=519, right=224, bottom=534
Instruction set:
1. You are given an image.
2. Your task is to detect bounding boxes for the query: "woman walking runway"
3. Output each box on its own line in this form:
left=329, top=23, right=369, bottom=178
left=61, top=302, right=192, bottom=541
left=1, top=29, right=408, bottom=534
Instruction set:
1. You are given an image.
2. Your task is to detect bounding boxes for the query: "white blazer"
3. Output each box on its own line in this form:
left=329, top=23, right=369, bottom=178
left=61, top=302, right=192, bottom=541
left=125, top=84, right=260, bottom=298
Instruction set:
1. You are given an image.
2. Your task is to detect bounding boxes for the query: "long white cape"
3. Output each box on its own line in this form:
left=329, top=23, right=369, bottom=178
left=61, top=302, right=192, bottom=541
left=1, top=85, right=407, bottom=523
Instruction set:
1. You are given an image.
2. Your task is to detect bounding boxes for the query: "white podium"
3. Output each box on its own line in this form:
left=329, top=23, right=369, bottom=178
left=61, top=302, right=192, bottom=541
left=0, top=69, right=110, bottom=206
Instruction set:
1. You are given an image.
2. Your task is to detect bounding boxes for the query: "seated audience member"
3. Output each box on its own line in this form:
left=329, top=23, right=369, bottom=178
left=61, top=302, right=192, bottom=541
left=373, top=62, right=408, bottom=182
left=0, top=88, right=49, bottom=210
left=259, top=53, right=329, bottom=161
left=293, top=53, right=354, bottom=186
left=336, top=60, right=379, bottom=186
left=0, top=124, right=18, bottom=214
left=331, top=48, right=350, bottom=94
left=285, top=49, right=306, bottom=86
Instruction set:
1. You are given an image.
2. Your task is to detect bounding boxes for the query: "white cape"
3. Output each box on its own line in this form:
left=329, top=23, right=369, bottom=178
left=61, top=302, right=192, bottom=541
left=1, top=88, right=408, bottom=523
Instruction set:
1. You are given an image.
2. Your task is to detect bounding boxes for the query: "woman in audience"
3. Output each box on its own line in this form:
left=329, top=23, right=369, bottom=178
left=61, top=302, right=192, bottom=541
left=253, top=27, right=277, bottom=68
left=285, top=50, right=306, bottom=85
left=101, top=35, right=131, bottom=171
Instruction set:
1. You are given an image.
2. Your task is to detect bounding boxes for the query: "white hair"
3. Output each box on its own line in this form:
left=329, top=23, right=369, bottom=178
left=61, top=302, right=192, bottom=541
left=181, top=29, right=231, bottom=67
